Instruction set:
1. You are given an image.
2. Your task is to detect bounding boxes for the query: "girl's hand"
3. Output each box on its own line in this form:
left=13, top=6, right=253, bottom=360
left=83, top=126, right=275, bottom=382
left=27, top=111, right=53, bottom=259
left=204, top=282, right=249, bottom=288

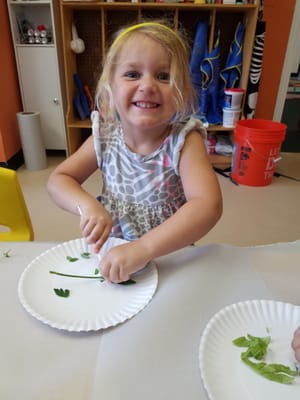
left=99, top=241, right=150, bottom=283
left=291, top=327, right=300, bottom=362
left=79, top=205, right=112, bottom=253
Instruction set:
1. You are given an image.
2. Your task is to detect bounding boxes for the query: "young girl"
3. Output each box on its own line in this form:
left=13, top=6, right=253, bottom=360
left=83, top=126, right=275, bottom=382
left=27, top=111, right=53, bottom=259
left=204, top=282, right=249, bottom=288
left=47, top=21, right=222, bottom=283
left=292, top=327, right=300, bottom=362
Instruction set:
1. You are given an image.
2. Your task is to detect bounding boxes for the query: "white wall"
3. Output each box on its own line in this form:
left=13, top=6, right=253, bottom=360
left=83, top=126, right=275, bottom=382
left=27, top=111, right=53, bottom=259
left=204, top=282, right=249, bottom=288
left=274, top=0, right=300, bottom=121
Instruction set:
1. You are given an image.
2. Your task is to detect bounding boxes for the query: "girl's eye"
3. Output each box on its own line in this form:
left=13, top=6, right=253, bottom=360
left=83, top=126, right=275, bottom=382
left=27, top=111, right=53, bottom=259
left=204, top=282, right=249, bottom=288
left=124, top=71, right=140, bottom=79
left=157, top=72, right=170, bottom=82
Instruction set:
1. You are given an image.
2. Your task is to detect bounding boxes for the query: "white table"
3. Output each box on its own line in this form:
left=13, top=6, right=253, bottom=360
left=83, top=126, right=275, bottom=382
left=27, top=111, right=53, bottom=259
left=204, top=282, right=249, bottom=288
left=1, top=240, right=300, bottom=399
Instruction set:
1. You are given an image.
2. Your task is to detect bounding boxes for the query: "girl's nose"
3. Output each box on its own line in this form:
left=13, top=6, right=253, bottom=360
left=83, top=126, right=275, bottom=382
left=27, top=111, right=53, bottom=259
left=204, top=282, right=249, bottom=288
left=139, top=75, right=156, bottom=92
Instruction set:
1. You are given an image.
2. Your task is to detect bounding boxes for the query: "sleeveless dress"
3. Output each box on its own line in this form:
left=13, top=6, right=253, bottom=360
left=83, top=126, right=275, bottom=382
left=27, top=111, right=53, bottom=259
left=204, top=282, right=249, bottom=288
left=92, top=111, right=206, bottom=241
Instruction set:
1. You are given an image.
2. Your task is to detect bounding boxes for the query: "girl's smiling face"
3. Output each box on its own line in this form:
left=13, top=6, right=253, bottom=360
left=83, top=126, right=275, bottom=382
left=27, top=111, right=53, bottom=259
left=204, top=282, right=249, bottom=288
left=111, top=35, right=177, bottom=134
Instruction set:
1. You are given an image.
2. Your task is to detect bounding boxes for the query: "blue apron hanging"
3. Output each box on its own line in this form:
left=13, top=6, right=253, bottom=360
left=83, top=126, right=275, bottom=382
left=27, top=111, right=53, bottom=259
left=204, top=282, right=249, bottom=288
left=189, top=20, right=208, bottom=117
left=190, top=20, right=221, bottom=125
left=200, top=26, right=222, bottom=125
left=219, top=21, right=245, bottom=112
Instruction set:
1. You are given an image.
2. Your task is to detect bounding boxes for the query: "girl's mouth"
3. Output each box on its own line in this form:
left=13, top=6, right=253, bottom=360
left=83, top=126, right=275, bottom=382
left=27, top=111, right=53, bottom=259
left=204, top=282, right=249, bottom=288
left=134, top=101, right=159, bottom=109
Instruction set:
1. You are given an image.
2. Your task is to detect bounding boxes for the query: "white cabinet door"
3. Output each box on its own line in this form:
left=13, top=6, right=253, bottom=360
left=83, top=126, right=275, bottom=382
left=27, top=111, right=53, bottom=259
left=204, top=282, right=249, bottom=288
left=16, top=46, right=67, bottom=150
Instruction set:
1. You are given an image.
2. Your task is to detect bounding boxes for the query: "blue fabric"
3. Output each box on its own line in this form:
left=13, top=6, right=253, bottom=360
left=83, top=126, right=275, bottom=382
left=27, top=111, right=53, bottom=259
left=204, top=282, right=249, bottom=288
left=190, top=20, right=222, bottom=125
left=200, top=27, right=222, bottom=124
left=189, top=20, right=208, bottom=106
left=219, top=22, right=245, bottom=110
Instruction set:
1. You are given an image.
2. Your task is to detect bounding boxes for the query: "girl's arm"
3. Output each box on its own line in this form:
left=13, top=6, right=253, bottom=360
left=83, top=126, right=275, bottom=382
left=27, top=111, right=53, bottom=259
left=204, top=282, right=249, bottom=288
left=47, top=136, right=112, bottom=250
left=100, top=130, right=222, bottom=282
left=138, top=129, right=222, bottom=256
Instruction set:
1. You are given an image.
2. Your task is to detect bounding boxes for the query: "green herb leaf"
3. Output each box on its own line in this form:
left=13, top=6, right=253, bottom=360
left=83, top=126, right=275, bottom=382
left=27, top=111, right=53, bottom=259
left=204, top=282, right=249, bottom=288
left=233, top=334, right=271, bottom=360
left=81, top=252, right=91, bottom=259
left=50, top=270, right=105, bottom=280
left=233, top=333, right=298, bottom=384
left=49, top=270, right=136, bottom=285
left=118, top=279, right=136, bottom=285
left=94, top=268, right=100, bottom=275
left=241, top=352, right=297, bottom=384
left=53, top=288, right=70, bottom=298
left=232, top=336, right=252, bottom=347
left=66, top=256, right=79, bottom=262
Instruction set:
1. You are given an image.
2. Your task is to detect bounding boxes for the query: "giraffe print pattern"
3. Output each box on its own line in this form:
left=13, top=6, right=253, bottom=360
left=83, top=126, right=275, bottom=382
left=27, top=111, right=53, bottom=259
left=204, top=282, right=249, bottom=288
left=92, top=111, right=206, bottom=241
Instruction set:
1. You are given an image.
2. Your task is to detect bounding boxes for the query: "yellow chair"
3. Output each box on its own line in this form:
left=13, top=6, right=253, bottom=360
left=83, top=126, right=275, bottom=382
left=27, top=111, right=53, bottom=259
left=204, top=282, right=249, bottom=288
left=0, top=167, right=34, bottom=241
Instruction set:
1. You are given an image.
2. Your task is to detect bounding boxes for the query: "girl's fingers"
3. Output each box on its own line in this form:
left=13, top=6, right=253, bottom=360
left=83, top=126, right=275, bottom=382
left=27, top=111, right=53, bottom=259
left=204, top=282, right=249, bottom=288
left=93, top=230, right=110, bottom=253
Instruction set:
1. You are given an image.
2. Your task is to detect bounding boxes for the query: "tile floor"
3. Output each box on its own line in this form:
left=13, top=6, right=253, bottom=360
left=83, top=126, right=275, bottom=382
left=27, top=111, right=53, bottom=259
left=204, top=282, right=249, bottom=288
left=16, top=152, right=300, bottom=247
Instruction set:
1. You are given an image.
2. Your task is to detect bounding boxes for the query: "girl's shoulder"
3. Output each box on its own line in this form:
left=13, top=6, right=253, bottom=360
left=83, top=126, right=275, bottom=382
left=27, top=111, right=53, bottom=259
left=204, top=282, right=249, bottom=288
left=91, top=110, right=119, bottom=139
left=169, top=117, right=207, bottom=150
left=168, top=117, right=207, bottom=174
left=172, top=117, right=207, bottom=140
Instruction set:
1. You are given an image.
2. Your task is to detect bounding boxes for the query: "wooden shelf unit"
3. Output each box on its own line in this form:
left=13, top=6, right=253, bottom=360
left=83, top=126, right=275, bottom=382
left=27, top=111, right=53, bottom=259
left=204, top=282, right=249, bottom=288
left=59, top=0, right=259, bottom=157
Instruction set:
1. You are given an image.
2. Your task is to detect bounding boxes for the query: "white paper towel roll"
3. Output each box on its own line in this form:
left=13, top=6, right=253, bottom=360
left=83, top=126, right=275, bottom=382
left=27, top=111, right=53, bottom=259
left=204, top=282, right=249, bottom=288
left=17, top=112, right=47, bottom=171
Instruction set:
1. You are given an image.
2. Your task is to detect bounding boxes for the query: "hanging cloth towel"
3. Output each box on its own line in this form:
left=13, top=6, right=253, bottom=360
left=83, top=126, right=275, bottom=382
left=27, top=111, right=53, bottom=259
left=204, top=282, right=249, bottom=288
left=199, top=26, right=222, bottom=125
left=189, top=20, right=209, bottom=111
left=219, top=21, right=245, bottom=111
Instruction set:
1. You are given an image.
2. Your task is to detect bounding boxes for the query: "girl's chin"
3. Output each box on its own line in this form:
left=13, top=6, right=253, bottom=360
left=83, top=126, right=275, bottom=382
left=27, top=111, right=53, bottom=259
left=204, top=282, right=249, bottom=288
left=123, top=113, right=172, bottom=127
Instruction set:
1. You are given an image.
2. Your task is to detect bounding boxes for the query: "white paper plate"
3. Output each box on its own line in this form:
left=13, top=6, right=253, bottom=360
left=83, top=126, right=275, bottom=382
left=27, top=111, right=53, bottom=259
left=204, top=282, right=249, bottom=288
left=199, top=300, right=300, bottom=400
left=18, top=238, right=158, bottom=332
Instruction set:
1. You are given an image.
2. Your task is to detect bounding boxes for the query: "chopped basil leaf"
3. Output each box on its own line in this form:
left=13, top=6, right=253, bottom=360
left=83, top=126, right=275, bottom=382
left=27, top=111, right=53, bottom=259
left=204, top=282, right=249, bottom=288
left=233, top=333, right=297, bottom=384
left=66, top=256, right=79, bottom=262
left=81, top=252, right=91, bottom=259
left=118, top=279, right=136, bottom=285
left=54, top=288, right=70, bottom=298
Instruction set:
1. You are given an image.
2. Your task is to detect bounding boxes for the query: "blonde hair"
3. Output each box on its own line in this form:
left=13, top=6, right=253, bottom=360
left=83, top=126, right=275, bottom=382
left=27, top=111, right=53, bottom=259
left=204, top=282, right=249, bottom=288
left=95, top=21, right=197, bottom=123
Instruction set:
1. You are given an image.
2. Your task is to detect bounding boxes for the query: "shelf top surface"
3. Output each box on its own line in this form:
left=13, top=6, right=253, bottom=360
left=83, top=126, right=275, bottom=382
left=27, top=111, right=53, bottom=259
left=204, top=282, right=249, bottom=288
left=59, top=1, right=259, bottom=10
left=9, top=1, right=51, bottom=4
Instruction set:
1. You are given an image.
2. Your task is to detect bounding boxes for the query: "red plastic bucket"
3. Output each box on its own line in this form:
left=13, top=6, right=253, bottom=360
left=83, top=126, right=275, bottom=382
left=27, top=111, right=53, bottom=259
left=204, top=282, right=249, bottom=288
left=230, top=119, right=286, bottom=186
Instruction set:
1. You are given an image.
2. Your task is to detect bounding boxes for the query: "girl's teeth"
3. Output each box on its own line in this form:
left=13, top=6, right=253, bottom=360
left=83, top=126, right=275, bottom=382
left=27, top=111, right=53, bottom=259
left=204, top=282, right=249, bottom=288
left=135, top=102, right=158, bottom=108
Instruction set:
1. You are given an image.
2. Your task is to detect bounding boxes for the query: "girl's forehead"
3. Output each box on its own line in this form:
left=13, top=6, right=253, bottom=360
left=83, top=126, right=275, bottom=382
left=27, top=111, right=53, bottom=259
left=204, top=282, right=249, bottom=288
left=117, top=34, right=169, bottom=58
